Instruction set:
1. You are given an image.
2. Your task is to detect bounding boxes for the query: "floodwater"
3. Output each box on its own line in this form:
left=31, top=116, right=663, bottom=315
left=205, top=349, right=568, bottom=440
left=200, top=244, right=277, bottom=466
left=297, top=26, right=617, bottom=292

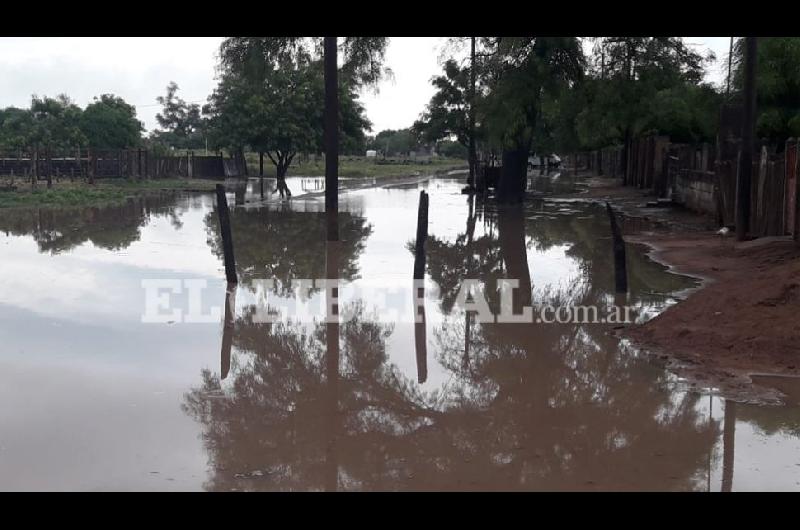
left=0, top=174, right=798, bottom=491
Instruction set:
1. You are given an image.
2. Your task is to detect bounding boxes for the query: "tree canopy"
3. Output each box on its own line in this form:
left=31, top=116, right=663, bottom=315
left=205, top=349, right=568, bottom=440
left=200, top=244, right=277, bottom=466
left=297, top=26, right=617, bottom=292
left=0, top=93, right=143, bottom=150
left=150, top=82, right=207, bottom=150
left=204, top=37, right=378, bottom=180
left=733, top=37, right=800, bottom=144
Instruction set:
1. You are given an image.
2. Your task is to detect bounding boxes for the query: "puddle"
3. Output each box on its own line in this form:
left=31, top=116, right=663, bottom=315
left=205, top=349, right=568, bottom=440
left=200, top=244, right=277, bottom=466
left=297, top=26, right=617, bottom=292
left=0, top=176, right=797, bottom=491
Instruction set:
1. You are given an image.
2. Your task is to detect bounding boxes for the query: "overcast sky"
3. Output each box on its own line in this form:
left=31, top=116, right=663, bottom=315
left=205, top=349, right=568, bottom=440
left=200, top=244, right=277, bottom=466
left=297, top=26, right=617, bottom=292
left=0, top=37, right=732, bottom=135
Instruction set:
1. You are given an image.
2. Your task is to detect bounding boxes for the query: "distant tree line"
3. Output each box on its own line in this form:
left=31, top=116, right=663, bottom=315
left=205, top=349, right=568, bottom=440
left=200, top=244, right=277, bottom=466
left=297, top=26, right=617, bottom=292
left=0, top=94, right=143, bottom=151
left=410, top=37, right=800, bottom=200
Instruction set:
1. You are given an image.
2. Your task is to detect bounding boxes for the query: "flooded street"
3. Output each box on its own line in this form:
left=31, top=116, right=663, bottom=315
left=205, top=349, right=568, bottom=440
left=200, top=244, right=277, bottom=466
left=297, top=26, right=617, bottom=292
left=0, top=175, right=798, bottom=491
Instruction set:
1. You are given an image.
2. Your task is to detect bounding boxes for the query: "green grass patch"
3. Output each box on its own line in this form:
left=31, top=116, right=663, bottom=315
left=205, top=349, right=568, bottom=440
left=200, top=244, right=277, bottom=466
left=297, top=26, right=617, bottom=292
left=244, top=155, right=467, bottom=179
left=0, top=178, right=218, bottom=209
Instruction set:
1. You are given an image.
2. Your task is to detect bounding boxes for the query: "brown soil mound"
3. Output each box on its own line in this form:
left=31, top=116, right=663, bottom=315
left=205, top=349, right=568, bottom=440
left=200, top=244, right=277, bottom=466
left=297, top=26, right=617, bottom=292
left=624, top=231, right=800, bottom=398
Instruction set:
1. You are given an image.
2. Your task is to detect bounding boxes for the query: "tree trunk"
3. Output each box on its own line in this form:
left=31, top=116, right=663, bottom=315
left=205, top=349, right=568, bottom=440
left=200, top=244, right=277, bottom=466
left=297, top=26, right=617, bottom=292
left=276, top=161, right=292, bottom=199
left=736, top=37, right=758, bottom=242
left=497, top=147, right=528, bottom=204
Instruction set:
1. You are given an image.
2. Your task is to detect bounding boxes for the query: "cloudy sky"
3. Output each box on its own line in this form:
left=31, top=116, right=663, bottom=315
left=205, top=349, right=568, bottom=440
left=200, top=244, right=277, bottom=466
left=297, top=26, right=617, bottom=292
left=0, top=37, right=732, bottom=135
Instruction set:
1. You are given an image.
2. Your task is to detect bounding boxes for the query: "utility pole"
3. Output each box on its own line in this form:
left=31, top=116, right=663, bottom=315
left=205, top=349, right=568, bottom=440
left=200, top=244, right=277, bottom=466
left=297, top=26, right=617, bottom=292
left=468, top=36, right=477, bottom=191
left=324, top=36, right=339, bottom=242
left=726, top=37, right=734, bottom=98
left=736, top=37, right=757, bottom=242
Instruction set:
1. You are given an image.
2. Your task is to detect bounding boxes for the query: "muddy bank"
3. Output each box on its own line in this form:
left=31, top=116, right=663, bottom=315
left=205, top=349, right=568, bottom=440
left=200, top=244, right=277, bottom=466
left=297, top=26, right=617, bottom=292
left=558, top=175, right=800, bottom=404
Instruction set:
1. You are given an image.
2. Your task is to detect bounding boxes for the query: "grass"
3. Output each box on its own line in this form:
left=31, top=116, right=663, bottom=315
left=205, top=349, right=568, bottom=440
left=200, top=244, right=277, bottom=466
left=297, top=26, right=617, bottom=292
left=0, top=156, right=468, bottom=208
left=244, top=154, right=467, bottom=179
left=0, top=177, right=218, bottom=209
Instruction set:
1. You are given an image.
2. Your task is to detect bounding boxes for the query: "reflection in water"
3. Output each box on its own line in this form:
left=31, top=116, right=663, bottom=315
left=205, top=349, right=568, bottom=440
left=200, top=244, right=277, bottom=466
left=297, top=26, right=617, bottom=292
left=183, top=187, right=725, bottom=491
left=1, top=178, right=797, bottom=490
left=220, top=284, right=236, bottom=380
left=204, top=204, right=372, bottom=296
left=0, top=193, right=185, bottom=253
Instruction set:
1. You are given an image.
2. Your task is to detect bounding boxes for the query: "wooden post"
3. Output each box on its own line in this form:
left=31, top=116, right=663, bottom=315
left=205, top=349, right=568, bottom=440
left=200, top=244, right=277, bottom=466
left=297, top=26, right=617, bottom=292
left=46, top=148, right=52, bottom=189
left=413, top=190, right=429, bottom=280
left=31, top=148, right=38, bottom=189
left=89, top=148, right=96, bottom=185
left=794, top=139, right=800, bottom=242
left=736, top=37, right=758, bottom=241
left=324, top=36, right=339, bottom=242
left=606, top=202, right=628, bottom=293
left=215, top=184, right=238, bottom=284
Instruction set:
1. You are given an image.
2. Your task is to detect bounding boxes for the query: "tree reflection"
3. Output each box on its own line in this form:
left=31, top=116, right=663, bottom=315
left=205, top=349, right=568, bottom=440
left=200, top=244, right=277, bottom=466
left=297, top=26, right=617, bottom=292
left=204, top=205, right=372, bottom=296
left=0, top=194, right=185, bottom=253
left=184, top=196, right=719, bottom=491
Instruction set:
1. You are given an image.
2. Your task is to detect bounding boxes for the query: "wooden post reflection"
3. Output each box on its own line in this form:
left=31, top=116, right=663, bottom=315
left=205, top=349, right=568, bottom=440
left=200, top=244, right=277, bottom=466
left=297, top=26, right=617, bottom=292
left=463, top=193, right=477, bottom=369
left=721, top=399, right=736, bottom=492
left=414, top=281, right=428, bottom=384
left=324, top=222, right=341, bottom=492
left=220, top=283, right=236, bottom=380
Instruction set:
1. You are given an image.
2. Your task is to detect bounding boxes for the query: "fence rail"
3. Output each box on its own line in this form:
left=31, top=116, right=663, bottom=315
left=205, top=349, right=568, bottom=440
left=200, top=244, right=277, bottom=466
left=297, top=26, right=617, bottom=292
left=0, top=148, right=245, bottom=181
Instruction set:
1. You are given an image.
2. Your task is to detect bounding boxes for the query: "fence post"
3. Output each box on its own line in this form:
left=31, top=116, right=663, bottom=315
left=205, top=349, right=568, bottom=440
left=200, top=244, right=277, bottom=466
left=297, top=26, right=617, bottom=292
left=794, top=138, right=800, bottom=243
left=189, top=151, right=194, bottom=178
left=606, top=202, right=628, bottom=293
left=88, top=148, right=95, bottom=185
left=31, top=148, right=38, bottom=189
left=46, top=148, right=52, bottom=189
left=413, top=190, right=429, bottom=280
left=215, top=184, right=238, bottom=284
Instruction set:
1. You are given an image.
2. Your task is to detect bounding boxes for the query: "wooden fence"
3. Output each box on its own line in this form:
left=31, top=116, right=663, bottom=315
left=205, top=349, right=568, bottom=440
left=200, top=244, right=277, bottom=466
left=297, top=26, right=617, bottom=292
left=0, top=148, right=245, bottom=181
left=571, top=137, right=800, bottom=238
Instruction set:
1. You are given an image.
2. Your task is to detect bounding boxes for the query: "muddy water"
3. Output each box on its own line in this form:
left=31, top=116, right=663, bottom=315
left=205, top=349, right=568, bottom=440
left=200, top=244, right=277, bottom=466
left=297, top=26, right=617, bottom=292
left=0, top=176, right=798, bottom=491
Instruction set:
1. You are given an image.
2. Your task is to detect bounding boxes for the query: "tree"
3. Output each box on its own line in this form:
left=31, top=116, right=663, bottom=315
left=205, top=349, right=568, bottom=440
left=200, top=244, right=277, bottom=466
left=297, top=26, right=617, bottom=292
left=218, top=37, right=390, bottom=89
left=368, top=129, right=419, bottom=157
left=29, top=94, right=87, bottom=150
left=207, top=38, right=380, bottom=197
left=479, top=37, right=585, bottom=202
left=154, top=82, right=206, bottom=150
left=576, top=38, right=713, bottom=179
left=732, top=37, right=800, bottom=145
left=0, top=107, right=36, bottom=150
left=0, top=93, right=143, bottom=152
left=413, top=60, right=473, bottom=152
left=80, top=94, right=143, bottom=149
